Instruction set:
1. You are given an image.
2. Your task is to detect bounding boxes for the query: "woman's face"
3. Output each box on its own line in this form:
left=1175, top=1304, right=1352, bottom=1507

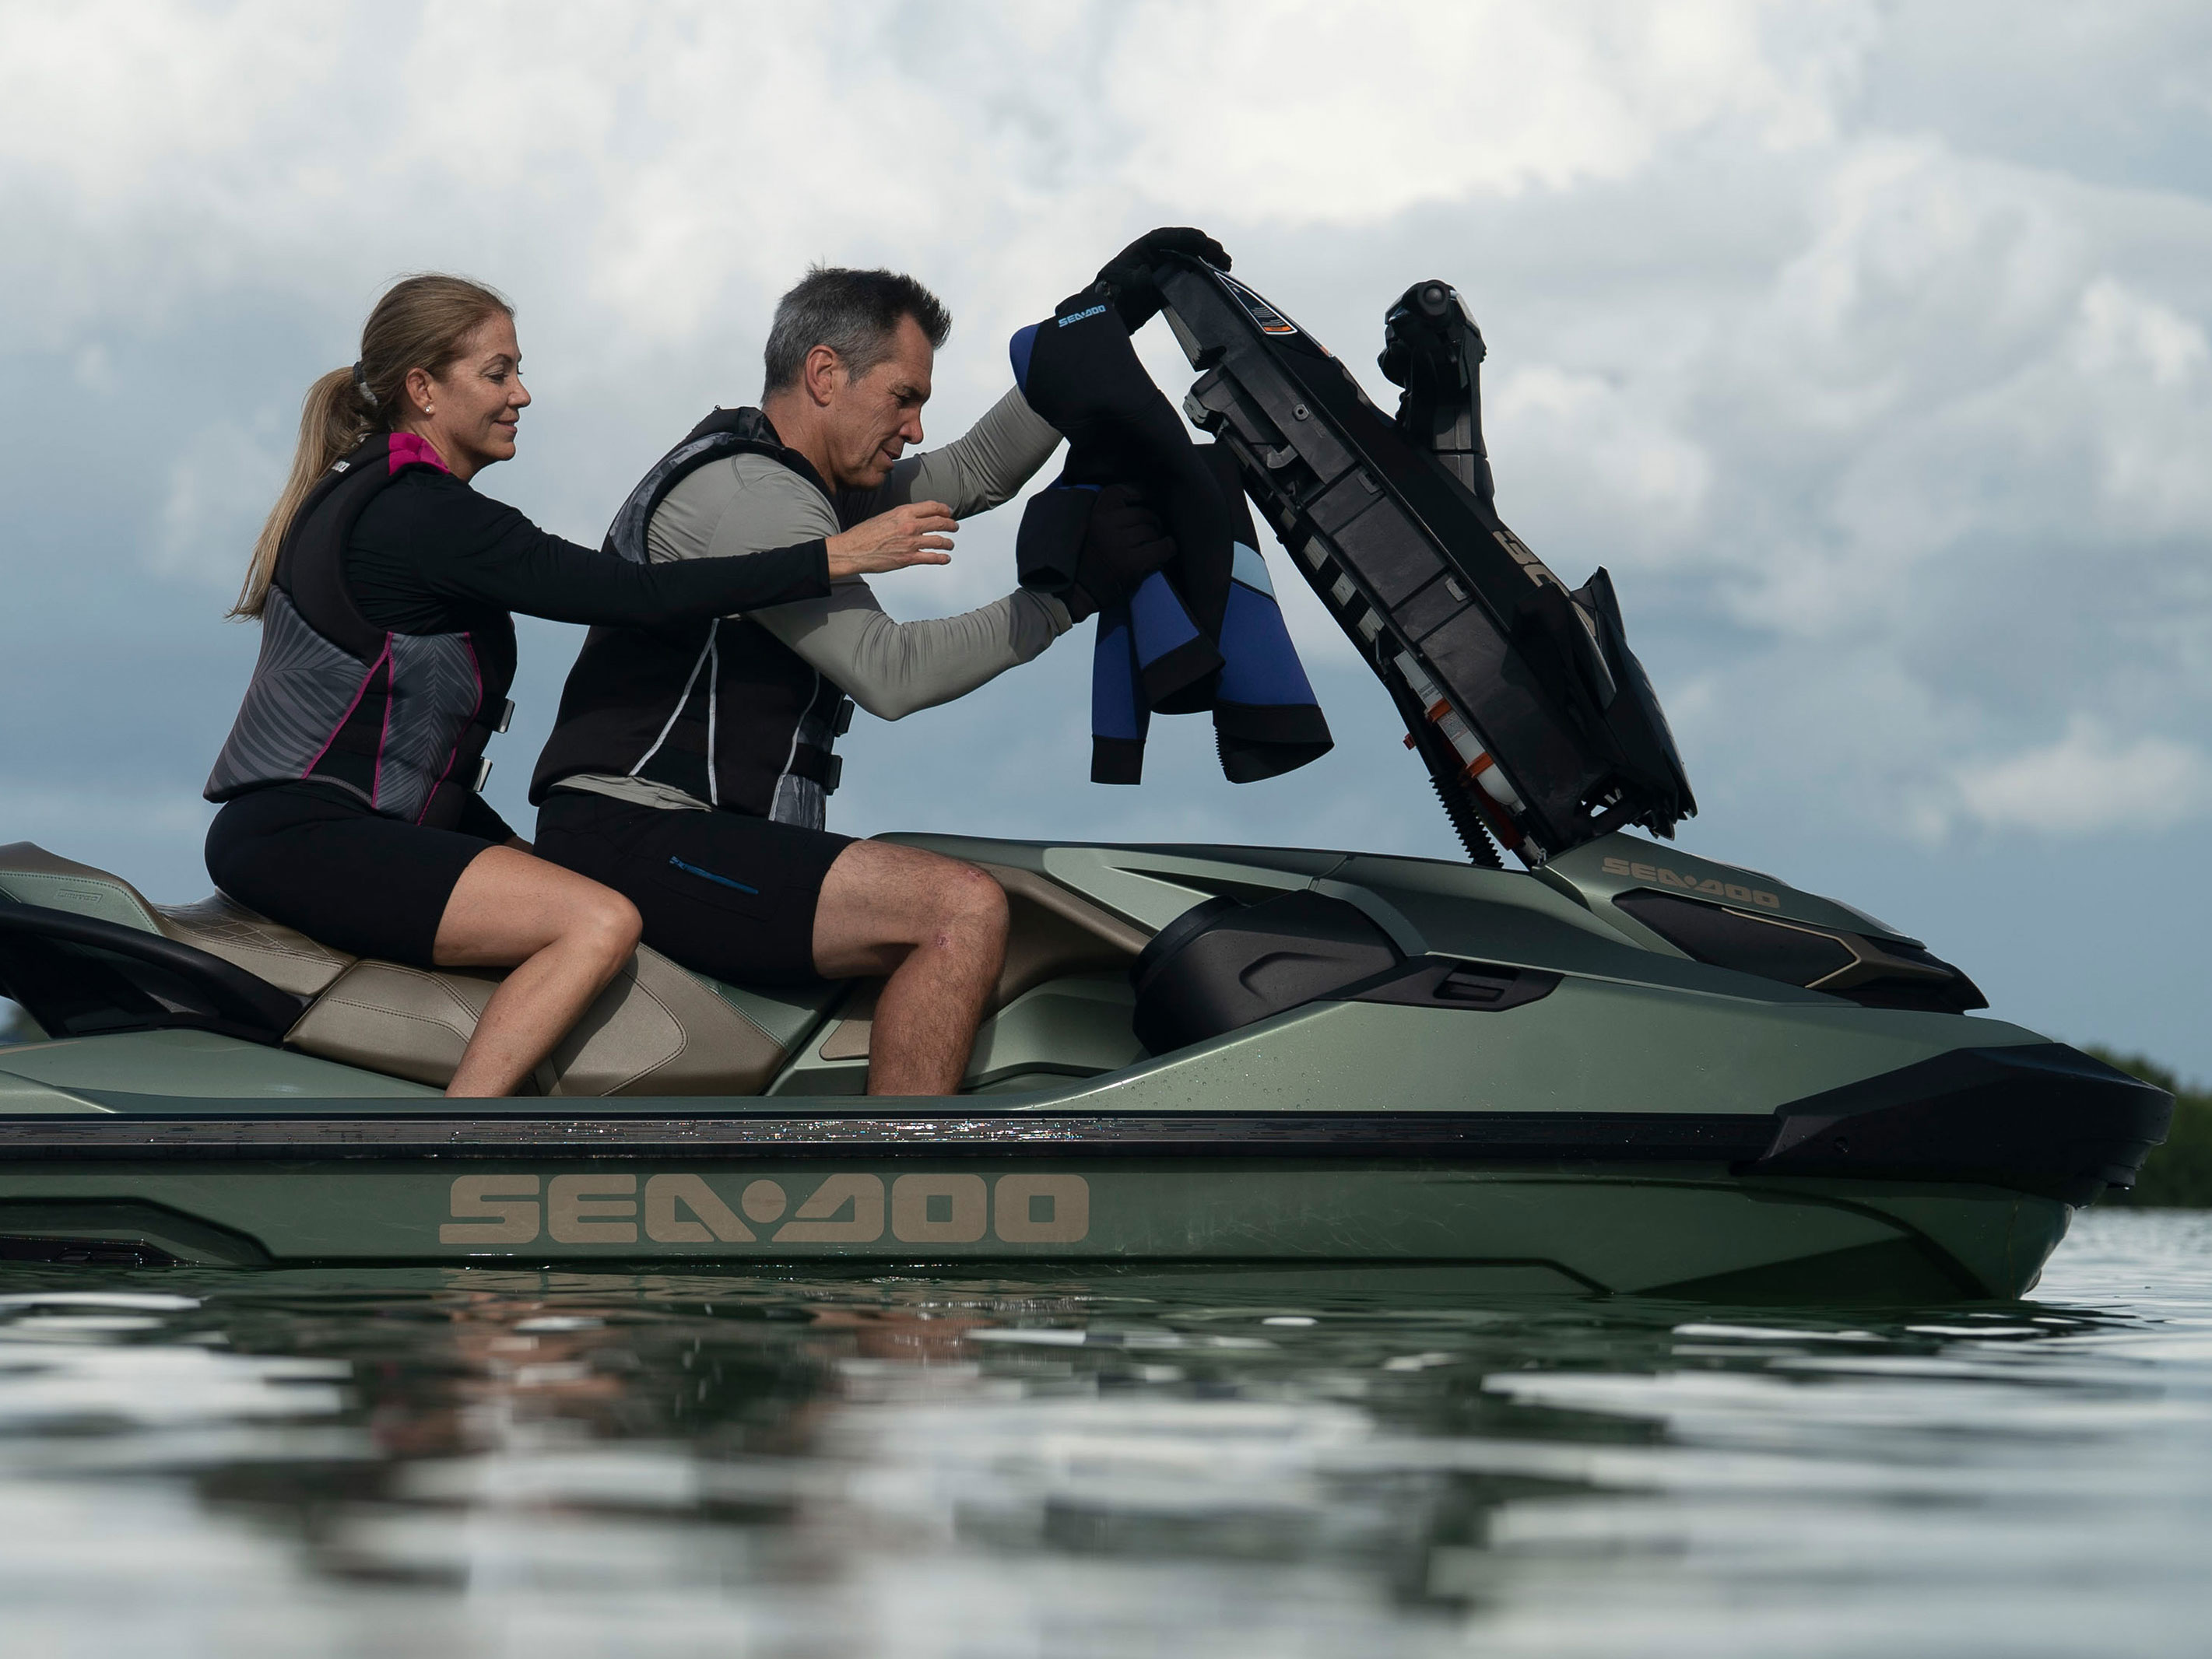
left=405, top=314, right=531, bottom=481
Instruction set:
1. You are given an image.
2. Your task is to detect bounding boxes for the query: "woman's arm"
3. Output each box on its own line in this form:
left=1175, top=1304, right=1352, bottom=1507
left=393, top=476, right=949, bottom=629
left=407, top=484, right=831, bottom=626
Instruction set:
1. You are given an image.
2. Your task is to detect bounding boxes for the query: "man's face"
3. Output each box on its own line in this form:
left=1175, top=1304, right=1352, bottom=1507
left=823, top=315, right=933, bottom=489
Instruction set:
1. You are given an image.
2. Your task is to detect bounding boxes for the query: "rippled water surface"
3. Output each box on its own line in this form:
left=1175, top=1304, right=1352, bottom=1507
left=2, top=1211, right=2208, bottom=1657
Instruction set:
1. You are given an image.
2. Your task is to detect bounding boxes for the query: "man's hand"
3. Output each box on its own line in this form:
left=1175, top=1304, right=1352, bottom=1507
left=1066, top=483, right=1177, bottom=621
left=826, top=501, right=957, bottom=578
left=1094, top=227, right=1231, bottom=332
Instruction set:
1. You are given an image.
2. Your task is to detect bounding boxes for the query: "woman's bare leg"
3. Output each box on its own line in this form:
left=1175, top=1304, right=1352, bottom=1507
left=811, top=843, right=1009, bottom=1096
left=431, top=847, right=643, bottom=1098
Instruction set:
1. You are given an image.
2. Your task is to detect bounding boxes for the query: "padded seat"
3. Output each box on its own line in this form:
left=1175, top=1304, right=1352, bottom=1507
left=0, top=842, right=355, bottom=997
left=0, top=840, right=1154, bottom=1098
left=0, top=841, right=785, bottom=1096
left=288, top=947, right=787, bottom=1095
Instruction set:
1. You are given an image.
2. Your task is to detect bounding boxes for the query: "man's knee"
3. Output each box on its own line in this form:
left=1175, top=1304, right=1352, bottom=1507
left=933, top=859, right=1009, bottom=942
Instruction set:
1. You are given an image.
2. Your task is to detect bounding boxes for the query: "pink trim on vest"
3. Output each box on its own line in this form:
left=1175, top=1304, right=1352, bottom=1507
left=301, top=637, right=393, bottom=782
left=386, top=432, right=451, bottom=476
left=414, top=632, right=488, bottom=826
left=372, top=642, right=397, bottom=808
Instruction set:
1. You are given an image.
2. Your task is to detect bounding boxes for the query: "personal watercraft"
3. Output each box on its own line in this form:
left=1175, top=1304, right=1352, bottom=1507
left=0, top=257, right=2169, bottom=1297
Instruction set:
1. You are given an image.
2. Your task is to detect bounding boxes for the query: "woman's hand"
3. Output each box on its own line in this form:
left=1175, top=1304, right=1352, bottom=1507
left=825, top=501, right=957, bottom=578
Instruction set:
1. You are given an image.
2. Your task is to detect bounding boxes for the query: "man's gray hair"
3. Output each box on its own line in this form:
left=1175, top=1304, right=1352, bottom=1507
left=762, top=266, right=952, bottom=395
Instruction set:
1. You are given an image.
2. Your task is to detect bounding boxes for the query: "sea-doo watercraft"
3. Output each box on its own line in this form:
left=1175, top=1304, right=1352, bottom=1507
left=0, top=255, right=2168, bottom=1297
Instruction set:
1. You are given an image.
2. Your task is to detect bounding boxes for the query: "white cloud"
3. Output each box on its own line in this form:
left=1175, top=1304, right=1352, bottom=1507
left=1111, top=0, right=1859, bottom=222
left=1951, top=718, right=2212, bottom=837
left=1487, top=365, right=1712, bottom=564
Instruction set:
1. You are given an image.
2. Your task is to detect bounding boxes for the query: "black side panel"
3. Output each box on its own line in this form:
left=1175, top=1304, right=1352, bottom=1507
left=1131, top=891, right=1403, bottom=1054
left=1351, top=958, right=1561, bottom=1012
left=1754, top=1043, right=2173, bottom=1203
left=1615, top=891, right=1856, bottom=985
left=1615, top=889, right=1988, bottom=1013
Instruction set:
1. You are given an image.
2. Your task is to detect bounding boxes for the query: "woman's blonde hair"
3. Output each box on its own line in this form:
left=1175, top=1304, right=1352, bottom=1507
left=230, top=273, right=513, bottom=619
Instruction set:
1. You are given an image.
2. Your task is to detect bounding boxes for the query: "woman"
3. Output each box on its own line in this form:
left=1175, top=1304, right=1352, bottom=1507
left=205, top=274, right=956, bottom=1097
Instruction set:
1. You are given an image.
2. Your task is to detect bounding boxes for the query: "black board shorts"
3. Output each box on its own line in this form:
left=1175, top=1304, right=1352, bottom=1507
left=205, top=783, right=500, bottom=966
left=533, top=789, right=852, bottom=987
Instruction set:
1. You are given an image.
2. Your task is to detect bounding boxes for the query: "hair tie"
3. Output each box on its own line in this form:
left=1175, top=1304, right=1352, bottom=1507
left=352, top=360, right=378, bottom=409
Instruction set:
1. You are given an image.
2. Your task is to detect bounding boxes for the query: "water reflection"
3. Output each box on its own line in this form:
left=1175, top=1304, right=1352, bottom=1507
left=0, top=1214, right=2207, bottom=1655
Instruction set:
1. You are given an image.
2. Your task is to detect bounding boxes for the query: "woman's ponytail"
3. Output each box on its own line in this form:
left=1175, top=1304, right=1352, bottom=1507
left=229, top=366, right=378, bottom=619
left=230, top=273, right=512, bottom=621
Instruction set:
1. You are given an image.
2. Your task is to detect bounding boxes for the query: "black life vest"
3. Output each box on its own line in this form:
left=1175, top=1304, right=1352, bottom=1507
left=204, top=433, right=518, bottom=830
left=528, top=408, right=851, bottom=827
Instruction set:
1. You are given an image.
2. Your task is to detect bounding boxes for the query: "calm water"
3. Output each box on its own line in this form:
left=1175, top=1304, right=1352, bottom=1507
left=0, top=1212, right=2207, bottom=1657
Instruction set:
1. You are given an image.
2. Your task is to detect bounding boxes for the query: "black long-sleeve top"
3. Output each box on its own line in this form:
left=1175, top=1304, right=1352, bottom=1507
left=322, top=467, right=828, bottom=843
left=343, top=468, right=830, bottom=635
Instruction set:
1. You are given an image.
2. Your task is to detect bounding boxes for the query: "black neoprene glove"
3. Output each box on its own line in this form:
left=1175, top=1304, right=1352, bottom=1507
left=1094, top=226, right=1231, bottom=332
left=1064, top=483, right=1178, bottom=623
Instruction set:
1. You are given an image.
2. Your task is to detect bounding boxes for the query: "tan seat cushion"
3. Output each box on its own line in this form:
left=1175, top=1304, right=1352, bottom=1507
left=285, top=944, right=786, bottom=1096
left=153, top=895, right=356, bottom=999
left=0, top=841, right=356, bottom=1000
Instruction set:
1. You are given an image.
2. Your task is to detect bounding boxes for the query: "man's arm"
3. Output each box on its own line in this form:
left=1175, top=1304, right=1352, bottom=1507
left=652, top=454, right=1072, bottom=721
left=835, top=387, right=1062, bottom=522
left=758, top=585, right=1068, bottom=721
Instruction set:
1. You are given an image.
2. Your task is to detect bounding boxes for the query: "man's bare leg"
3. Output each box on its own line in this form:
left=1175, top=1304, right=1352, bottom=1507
left=811, top=841, right=1009, bottom=1096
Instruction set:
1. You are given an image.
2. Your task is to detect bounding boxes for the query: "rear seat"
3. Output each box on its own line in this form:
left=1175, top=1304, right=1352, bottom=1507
left=0, top=842, right=788, bottom=1095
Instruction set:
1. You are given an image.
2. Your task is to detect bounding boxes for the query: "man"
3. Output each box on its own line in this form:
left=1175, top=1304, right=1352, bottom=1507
left=531, top=231, right=1225, bottom=1095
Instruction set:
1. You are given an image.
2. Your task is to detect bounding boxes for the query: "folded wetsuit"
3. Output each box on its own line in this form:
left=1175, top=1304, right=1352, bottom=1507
left=1009, top=296, right=1332, bottom=784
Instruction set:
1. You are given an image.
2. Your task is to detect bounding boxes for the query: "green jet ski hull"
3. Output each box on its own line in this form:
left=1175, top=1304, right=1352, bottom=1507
left=0, top=833, right=2166, bottom=1301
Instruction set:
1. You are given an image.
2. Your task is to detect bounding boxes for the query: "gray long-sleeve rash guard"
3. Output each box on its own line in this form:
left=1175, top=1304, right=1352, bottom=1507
left=560, top=388, right=1069, bottom=814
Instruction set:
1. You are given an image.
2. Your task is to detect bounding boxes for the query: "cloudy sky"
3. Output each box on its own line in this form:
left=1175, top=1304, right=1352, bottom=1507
left=2, top=2, right=2207, bottom=1074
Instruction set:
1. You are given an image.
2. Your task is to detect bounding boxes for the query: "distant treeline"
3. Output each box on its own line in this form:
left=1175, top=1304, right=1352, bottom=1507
left=2093, top=1050, right=2212, bottom=1208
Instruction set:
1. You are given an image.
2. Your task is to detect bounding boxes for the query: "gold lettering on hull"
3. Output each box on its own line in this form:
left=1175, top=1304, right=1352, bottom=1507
left=548, top=1174, right=637, bottom=1244
left=774, top=1173, right=887, bottom=1243
left=441, top=1175, right=541, bottom=1244
left=644, top=1173, right=753, bottom=1243
left=1601, top=856, right=1781, bottom=910
left=444, top=1172, right=1093, bottom=1250
left=890, top=1173, right=988, bottom=1243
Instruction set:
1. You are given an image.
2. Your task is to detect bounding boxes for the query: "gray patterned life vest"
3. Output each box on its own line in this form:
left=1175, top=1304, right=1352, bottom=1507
left=205, top=433, right=518, bottom=830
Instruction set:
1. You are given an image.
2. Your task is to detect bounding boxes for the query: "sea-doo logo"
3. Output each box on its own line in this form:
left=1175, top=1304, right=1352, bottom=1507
left=1059, top=304, right=1108, bottom=328
left=441, top=1170, right=1090, bottom=1247
left=1602, top=856, right=1781, bottom=910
